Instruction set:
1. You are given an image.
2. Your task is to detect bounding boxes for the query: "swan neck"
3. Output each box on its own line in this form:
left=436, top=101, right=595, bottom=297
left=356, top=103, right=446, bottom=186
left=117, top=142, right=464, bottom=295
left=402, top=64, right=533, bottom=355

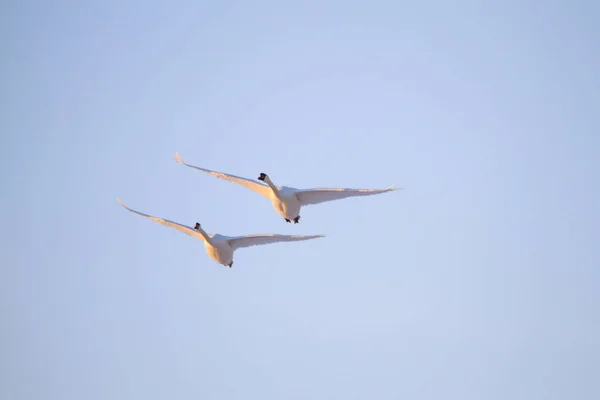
left=196, top=226, right=212, bottom=244
left=265, top=177, right=280, bottom=197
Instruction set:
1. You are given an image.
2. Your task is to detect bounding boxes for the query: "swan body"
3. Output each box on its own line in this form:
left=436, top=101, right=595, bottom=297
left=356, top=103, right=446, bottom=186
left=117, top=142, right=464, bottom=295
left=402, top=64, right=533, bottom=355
left=174, top=152, right=400, bottom=223
left=117, top=199, right=324, bottom=267
left=267, top=185, right=302, bottom=221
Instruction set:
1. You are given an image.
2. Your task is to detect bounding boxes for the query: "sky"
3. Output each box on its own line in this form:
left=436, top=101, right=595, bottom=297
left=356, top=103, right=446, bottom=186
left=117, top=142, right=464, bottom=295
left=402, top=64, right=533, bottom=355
left=1, top=0, right=599, bottom=399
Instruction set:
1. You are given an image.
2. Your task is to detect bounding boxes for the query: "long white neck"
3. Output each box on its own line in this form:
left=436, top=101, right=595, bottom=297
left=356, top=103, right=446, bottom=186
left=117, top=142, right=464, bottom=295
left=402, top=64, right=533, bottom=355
left=195, top=225, right=213, bottom=244
left=264, top=176, right=281, bottom=198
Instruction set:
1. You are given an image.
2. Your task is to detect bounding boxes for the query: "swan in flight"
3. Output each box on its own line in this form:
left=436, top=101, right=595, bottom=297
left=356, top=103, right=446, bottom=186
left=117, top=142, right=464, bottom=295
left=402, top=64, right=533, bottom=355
left=173, top=152, right=400, bottom=224
left=117, top=199, right=324, bottom=268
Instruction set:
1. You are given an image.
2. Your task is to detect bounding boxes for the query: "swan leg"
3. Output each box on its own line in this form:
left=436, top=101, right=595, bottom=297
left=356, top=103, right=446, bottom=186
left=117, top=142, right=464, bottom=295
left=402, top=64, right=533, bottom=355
left=284, top=218, right=291, bottom=223
left=293, top=216, right=301, bottom=224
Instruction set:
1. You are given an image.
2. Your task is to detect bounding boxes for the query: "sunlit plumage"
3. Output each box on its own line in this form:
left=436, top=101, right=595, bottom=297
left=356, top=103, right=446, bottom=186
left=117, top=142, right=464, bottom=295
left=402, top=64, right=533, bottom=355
left=173, top=152, right=400, bottom=223
left=117, top=199, right=324, bottom=268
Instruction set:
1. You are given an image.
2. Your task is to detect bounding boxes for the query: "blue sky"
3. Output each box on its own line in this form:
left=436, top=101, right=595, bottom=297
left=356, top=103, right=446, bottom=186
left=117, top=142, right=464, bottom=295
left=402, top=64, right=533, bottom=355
left=2, top=0, right=599, bottom=399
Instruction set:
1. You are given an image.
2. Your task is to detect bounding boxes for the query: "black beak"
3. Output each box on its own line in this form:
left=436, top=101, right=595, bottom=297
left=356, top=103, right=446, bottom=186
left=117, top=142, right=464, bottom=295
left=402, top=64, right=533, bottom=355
left=258, top=173, right=266, bottom=181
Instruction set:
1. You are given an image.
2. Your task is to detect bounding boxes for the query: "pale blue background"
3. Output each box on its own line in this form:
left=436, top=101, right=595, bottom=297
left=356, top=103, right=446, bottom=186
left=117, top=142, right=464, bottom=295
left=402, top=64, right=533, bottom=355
left=2, top=1, right=599, bottom=399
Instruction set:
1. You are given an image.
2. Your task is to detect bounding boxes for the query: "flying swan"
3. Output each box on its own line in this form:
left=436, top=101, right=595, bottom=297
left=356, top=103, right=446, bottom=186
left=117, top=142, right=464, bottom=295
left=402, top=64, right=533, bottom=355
left=117, top=199, right=324, bottom=267
left=174, top=152, right=401, bottom=224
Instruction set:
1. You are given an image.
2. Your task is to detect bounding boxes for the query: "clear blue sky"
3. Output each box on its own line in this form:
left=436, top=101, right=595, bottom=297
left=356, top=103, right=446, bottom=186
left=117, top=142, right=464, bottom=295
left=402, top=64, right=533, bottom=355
left=2, top=0, right=599, bottom=399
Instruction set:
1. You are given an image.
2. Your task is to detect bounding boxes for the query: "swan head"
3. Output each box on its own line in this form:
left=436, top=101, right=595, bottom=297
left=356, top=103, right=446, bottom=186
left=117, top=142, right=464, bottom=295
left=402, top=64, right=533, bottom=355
left=258, top=173, right=267, bottom=181
left=194, top=222, right=201, bottom=230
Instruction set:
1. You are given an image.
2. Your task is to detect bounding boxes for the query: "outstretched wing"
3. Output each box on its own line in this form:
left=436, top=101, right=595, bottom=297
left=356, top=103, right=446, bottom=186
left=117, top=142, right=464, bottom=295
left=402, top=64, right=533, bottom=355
left=296, top=185, right=400, bottom=206
left=228, top=234, right=325, bottom=250
left=117, top=199, right=205, bottom=241
left=173, top=152, right=271, bottom=199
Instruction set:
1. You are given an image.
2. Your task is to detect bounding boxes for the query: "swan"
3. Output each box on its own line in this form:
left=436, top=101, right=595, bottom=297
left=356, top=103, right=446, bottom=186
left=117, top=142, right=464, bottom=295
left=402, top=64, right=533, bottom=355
left=173, top=152, right=401, bottom=224
left=117, top=199, right=324, bottom=268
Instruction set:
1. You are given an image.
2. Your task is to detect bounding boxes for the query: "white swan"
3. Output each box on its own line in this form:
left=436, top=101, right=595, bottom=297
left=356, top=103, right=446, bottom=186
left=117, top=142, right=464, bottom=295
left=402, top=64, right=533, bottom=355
left=174, top=152, right=401, bottom=224
left=117, top=199, right=324, bottom=268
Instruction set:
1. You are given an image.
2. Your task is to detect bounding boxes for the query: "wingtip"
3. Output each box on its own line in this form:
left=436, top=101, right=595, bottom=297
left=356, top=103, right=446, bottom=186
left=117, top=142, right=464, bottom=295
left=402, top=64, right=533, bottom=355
left=388, top=184, right=403, bottom=191
left=117, top=198, right=125, bottom=207
left=173, top=152, right=183, bottom=164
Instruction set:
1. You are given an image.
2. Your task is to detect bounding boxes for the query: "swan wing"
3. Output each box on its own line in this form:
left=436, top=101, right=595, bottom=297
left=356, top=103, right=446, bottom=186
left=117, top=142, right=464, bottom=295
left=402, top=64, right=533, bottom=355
left=296, top=185, right=400, bottom=206
left=173, top=153, right=271, bottom=198
left=228, top=233, right=325, bottom=250
left=117, top=199, right=205, bottom=241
